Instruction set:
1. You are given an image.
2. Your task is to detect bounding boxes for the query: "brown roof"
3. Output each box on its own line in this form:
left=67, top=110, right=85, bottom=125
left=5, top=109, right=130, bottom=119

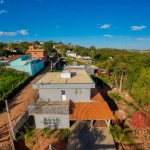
left=6, top=55, right=20, bottom=61
left=70, top=102, right=114, bottom=120
left=91, top=88, right=104, bottom=102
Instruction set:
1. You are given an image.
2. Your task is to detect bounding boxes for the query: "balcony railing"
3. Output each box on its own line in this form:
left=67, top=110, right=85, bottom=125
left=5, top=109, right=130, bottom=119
left=28, top=105, right=69, bottom=114
left=28, top=92, right=69, bottom=114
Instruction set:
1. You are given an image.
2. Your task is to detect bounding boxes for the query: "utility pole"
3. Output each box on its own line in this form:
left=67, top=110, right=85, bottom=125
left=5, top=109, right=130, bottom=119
left=5, top=100, right=16, bottom=150
left=51, top=59, right=52, bottom=71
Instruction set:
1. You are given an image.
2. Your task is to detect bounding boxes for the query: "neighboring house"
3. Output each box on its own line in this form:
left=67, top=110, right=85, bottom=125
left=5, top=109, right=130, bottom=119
left=6, top=55, right=44, bottom=76
left=27, top=46, right=48, bottom=62
left=66, top=51, right=76, bottom=58
left=64, top=62, right=99, bottom=75
left=28, top=69, right=114, bottom=129
left=82, top=56, right=91, bottom=60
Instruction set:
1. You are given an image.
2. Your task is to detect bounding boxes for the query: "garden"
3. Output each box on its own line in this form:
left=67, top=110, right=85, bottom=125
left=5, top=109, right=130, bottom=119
left=15, top=126, right=70, bottom=150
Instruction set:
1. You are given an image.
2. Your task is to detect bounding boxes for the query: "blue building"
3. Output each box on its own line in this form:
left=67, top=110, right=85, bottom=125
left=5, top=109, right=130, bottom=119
left=6, top=55, right=44, bottom=76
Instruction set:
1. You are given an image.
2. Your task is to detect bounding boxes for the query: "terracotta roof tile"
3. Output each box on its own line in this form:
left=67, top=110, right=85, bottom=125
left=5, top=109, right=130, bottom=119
left=91, top=88, right=104, bottom=101
left=6, top=55, right=20, bottom=61
left=70, top=102, right=114, bottom=120
left=132, top=111, right=150, bottom=128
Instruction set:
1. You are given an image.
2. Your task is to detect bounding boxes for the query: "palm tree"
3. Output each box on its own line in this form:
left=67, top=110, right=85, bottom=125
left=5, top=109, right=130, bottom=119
left=43, top=127, right=50, bottom=138
left=17, top=126, right=35, bottom=147
left=110, top=125, right=132, bottom=150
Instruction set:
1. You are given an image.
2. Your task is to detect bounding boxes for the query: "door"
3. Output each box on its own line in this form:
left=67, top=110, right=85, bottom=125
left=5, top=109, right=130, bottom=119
left=61, top=90, right=66, bottom=101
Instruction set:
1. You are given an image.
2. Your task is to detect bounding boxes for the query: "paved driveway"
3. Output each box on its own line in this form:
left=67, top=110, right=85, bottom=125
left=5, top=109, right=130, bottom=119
left=0, top=63, right=52, bottom=149
left=67, top=121, right=116, bottom=150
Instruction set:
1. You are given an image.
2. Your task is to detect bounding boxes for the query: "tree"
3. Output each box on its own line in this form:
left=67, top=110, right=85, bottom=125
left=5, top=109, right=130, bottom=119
left=17, top=126, right=35, bottom=147
left=0, top=42, right=7, bottom=50
left=110, top=125, right=132, bottom=150
left=43, top=41, right=53, bottom=54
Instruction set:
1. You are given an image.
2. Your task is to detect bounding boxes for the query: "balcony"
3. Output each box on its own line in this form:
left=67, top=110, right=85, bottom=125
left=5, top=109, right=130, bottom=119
left=28, top=93, right=69, bottom=115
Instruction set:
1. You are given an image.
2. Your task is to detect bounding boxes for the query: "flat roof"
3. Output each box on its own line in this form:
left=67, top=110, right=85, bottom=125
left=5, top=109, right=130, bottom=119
left=36, top=69, right=93, bottom=84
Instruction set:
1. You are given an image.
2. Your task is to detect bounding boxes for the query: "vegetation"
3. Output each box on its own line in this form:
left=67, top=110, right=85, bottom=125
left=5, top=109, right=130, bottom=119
left=17, top=126, right=35, bottom=147
left=1, top=41, right=150, bottom=106
left=0, top=68, right=30, bottom=104
left=53, top=129, right=70, bottom=139
left=55, top=43, right=150, bottom=106
left=42, top=127, right=50, bottom=138
left=110, top=125, right=132, bottom=150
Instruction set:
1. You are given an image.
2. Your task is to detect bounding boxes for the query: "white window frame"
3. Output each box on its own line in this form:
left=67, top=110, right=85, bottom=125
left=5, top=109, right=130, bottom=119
left=75, top=89, right=83, bottom=95
left=43, top=117, right=61, bottom=126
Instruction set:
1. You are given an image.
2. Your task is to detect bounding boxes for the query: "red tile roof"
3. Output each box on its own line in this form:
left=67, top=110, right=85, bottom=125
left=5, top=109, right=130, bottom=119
left=70, top=102, right=114, bottom=120
left=69, top=88, right=114, bottom=120
left=6, top=55, right=20, bottom=61
left=132, top=111, right=150, bottom=128
left=91, top=88, right=104, bottom=102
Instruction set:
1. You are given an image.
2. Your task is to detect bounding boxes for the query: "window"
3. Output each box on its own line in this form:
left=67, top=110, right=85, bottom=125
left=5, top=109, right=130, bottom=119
left=75, top=89, right=83, bottom=95
left=43, top=117, right=60, bottom=126
left=61, top=90, right=65, bottom=95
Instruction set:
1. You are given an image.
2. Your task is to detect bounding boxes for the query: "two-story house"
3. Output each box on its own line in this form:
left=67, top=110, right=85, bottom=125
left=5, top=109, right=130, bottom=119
left=28, top=69, right=114, bottom=129
left=27, top=46, right=48, bottom=62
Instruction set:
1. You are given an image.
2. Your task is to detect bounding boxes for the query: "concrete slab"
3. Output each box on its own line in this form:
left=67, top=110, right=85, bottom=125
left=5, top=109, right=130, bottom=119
left=67, top=121, right=116, bottom=150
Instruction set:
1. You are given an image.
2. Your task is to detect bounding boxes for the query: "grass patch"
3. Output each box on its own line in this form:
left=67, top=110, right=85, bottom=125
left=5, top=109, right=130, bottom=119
left=108, top=92, right=139, bottom=111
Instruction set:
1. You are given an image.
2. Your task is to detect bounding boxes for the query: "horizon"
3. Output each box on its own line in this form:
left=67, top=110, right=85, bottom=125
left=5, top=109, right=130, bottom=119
left=0, top=0, right=150, bottom=50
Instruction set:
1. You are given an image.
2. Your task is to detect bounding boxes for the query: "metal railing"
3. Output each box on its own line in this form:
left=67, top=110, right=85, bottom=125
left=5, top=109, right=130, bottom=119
left=28, top=105, right=69, bottom=114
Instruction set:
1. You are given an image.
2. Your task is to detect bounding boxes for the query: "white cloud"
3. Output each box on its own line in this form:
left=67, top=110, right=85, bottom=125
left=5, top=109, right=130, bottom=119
left=136, top=38, right=150, bottom=41
left=0, top=31, right=18, bottom=36
left=0, top=10, right=7, bottom=14
left=131, top=25, right=146, bottom=31
left=19, top=29, right=28, bottom=35
left=100, top=24, right=110, bottom=29
left=0, top=0, right=3, bottom=4
left=0, top=29, right=29, bottom=36
left=35, top=34, right=38, bottom=36
left=104, top=34, right=113, bottom=38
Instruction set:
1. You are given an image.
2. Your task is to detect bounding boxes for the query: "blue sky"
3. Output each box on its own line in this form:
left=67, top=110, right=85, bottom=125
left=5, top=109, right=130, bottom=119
left=0, top=0, right=150, bottom=50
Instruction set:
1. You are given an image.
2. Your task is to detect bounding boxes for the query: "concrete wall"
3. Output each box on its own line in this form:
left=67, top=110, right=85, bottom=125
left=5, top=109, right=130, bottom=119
left=13, top=110, right=29, bottom=138
left=7, top=60, right=44, bottom=76
left=7, top=65, right=32, bottom=75
left=39, top=88, right=91, bottom=102
left=85, top=68, right=94, bottom=75
left=34, top=114, right=70, bottom=128
left=10, top=55, right=30, bottom=66
left=31, top=61, right=44, bottom=76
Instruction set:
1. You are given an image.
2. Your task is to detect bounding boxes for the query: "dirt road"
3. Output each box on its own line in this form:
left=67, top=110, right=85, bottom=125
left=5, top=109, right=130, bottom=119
left=0, top=63, right=51, bottom=149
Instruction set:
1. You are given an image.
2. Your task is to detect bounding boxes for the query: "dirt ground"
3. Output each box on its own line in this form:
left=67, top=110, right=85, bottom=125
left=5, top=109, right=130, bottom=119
left=15, top=129, right=68, bottom=150
left=97, top=85, right=150, bottom=150
left=0, top=63, right=52, bottom=149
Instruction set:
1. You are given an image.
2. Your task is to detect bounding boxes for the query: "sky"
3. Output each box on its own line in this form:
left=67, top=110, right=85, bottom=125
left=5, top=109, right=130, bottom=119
left=0, top=0, right=150, bottom=50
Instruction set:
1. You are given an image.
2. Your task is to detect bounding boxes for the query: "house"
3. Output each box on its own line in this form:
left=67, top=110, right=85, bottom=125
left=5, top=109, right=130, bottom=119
left=28, top=69, right=114, bottom=129
left=64, top=62, right=99, bottom=75
left=27, top=46, right=48, bottom=62
left=66, top=51, right=76, bottom=58
left=6, top=55, right=44, bottom=76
